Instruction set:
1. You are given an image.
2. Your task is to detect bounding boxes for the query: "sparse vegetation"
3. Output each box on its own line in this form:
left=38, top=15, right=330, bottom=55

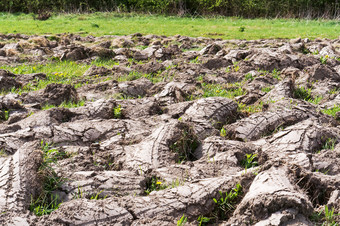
left=241, top=154, right=258, bottom=169
left=29, top=140, right=68, bottom=216
left=177, top=214, right=188, bottom=226
left=322, top=105, right=340, bottom=119
left=322, top=138, right=336, bottom=150
left=42, top=100, right=85, bottom=110
left=201, top=83, right=246, bottom=99
left=113, top=105, right=123, bottom=119
left=212, top=183, right=242, bottom=221
left=310, top=206, right=339, bottom=226
left=144, top=176, right=168, bottom=195
left=170, top=127, right=200, bottom=163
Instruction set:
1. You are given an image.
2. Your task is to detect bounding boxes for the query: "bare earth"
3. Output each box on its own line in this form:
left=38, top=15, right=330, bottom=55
left=0, top=33, right=340, bottom=225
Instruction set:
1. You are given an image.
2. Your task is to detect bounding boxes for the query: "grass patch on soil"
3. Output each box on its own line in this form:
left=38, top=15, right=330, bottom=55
left=0, top=12, right=339, bottom=40
left=0, top=59, right=118, bottom=94
left=322, top=105, right=340, bottom=118
left=29, top=141, right=68, bottom=216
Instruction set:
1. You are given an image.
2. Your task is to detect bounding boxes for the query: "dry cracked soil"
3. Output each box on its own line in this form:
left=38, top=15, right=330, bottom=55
left=0, top=33, right=340, bottom=225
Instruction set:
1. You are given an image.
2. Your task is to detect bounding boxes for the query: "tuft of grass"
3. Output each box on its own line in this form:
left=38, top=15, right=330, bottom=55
left=220, top=128, right=227, bottom=137
left=322, top=105, right=340, bottom=118
left=113, top=105, right=122, bottom=119
left=0, top=110, right=10, bottom=121
left=144, top=176, right=168, bottom=195
left=320, top=55, right=329, bottom=64
left=0, top=60, right=119, bottom=94
left=241, top=153, right=258, bottom=169
left=238, top=101, right=263, bottom=115
left=170, top=127, right=200, bottom=163
left=201, top=83, right=246, bottom=99
left=322, top=138, right=336, bottom=150
left=212, top=183, right=243, bottom=221
left=261, top=87, right=272, bottom=93
left=294, top=86, right=312, bottom=100
left=29, top=140, right=68, bottom=216
left=310, top=206, right=339, bottom=225
left=197, top=215, right=211, bottom=226
left=1, top=13, right=339, bottom=40
left=42, top=100, right=85, bottom=110
left=177, top=215, right=188, bottom=226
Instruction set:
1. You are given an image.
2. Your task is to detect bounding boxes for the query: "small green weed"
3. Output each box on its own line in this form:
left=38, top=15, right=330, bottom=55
left=329, top=88, right=340, bottom=95
left=177, top=214, right=188, bottom=226
left=261, top=87, right=272, bottom=93
left=241, top=154, right=258, bottom=169
left=238, top=101, right=263, bottom=115
left=239, top=26, right=245, bottom=32
left=30, top=140, right=67, bottom=216
left=310, top=206, right=339, bottom=225
left=198, top=215, right=211, bottom=226
left=0, top=110, right=9, bottom=121
left=42, top=100, right=85, bottom=110
left=190, top=56, right=201, bottom=64
left=144, top=176, right=168, bottom=195
left=245, top=73, right=254, bottom=81
left=30, top=193, right=61, bottom=216
left=308, top=95, right=323, bottom=105
left=201, top=83, right=246, bottom=99
left=213, top=183, right=242, bottom=220
left=320, top=55, right=329, bottom=64
left=170, top=127, right=199, bottom=163
left=322, top=138, right=336, bottom=150
left=0, top=149, right=8, bottom=157
left=322, top=105, right=340, bottom=118
left=113, top=105, right=122, bottom=119
left=271, top=69, right=281, bottom=80
left=294, top=86, right=312, bottom=100
left=220, top=128, right=227, bottom=137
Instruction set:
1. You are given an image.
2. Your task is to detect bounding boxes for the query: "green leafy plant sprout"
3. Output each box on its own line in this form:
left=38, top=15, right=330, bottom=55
left=322, top=138, right=336, bottom=150
left=294, top=86, right=312, bottom=100
left=311, top=206, right=340, bottom=225
left=271, top=69, right=281, bottom=80
left=239, top=26, right=245, bottom=32
left=42, top=100, right=85, bottom=110
left=220, top=128, right=227, bottom=137
left=241, top=153, right=258, bottom=169
left=0, top=149, right=8, bottom=157
left=113, top=105, right=122, bottom=119
left=213, top=183, right=242, bottom=220
left=170, top=128, right=199, bottom=163
left=323, top=205, right=339, bottom=225
left=177, top=214, right=188, bottom=226
left=261, top=87, right=272, bottom=93
left=320, top=55, right=329, bottom=64
left=30, top=140, right=67, bottom=216
left=245, top=73, right=254, bottom=81
left=30, top=193, right=61, bottom=216
left=198, top=215, right=211, bottom=226
left=0, top=110, right=10, bottom=121
left=190, top=56, right=201, bottom=64
left=90, top=190, right=107, bottom=200
left=144, top=176, right=168, bottom=195
left=322, top=105, right=340, bottom=118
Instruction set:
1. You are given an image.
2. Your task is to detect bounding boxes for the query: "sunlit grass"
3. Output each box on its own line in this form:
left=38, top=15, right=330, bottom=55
left=0, top=12, right=339, bottom=40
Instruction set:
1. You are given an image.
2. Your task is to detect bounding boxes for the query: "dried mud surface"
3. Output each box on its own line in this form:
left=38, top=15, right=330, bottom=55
left=0, top=33, right=340, bottom=225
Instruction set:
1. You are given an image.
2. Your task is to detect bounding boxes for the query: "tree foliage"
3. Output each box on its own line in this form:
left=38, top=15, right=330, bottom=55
left=0, top=0, right=339, bottom=18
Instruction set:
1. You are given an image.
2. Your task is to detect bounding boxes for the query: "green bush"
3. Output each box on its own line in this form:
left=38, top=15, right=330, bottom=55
left=0, top=0, right=339, bottom=18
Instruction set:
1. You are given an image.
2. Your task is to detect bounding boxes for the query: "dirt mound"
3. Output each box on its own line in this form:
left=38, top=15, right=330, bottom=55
left=0, top=34, right=340, bottom=225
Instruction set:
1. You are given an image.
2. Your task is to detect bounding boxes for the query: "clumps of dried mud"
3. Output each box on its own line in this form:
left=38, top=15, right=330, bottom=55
left=0, top=33, right=340, bottom=225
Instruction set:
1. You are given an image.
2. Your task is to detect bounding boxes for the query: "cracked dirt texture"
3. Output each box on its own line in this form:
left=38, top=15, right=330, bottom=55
left=0, top=33, right=340, bottom=225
